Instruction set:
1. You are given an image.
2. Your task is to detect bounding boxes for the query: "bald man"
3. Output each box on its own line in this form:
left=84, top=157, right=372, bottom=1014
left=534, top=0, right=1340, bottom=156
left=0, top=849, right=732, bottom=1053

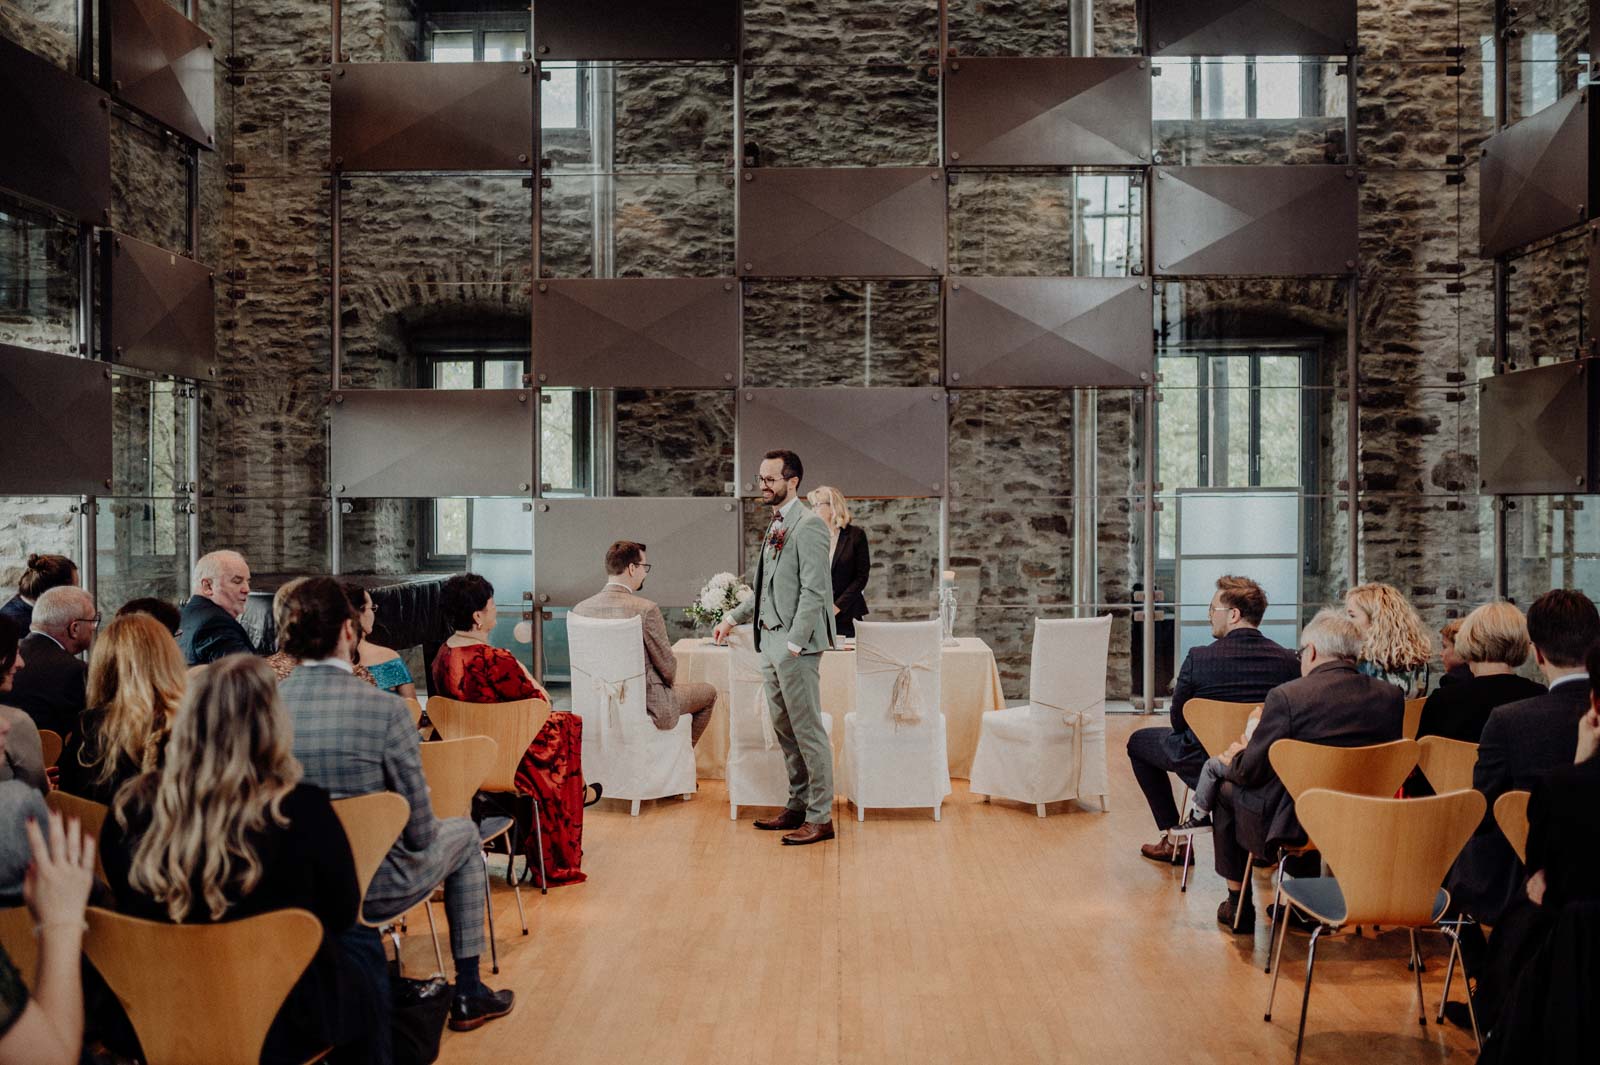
left=179, top=550, right=256, bottom=665
left=8, top=585, right=97, bottom=736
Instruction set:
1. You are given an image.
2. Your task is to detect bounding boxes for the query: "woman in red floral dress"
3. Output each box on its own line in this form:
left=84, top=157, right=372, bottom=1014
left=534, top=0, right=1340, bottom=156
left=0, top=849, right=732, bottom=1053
left=431, top=574, right=586, bottom=886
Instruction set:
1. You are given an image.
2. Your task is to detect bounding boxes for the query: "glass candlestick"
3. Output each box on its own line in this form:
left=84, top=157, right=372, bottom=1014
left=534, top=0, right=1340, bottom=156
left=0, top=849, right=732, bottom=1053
left=939, top=585, right=959, bottom=646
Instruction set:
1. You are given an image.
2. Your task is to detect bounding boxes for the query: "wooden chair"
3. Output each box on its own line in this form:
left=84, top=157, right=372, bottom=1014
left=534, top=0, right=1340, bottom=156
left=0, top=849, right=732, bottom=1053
left=418, top=735, right=525, bottom=973
left=1263, top=788, right=1485, bottom=1064
left=82, top=905, right=327, bottom=1065
left=330, top=792, right=409, bottom=905
left=1494, top=789, right=1531, bottom=864
left=1417, top=735, right=1478, bottom=795
left=403, top=696, right=424, bottom=728
left=1261, top=738, right=1421, bottom=963
left=1402, top=696, right=1427, bottom=740
left=45, top=790, right=109, bottom=879
left=1169, top=698, right=1261, bottom=892
left=424, top=696, right=549, bottom=893
left=38, top=728, right=63, bottom=769
left=0, top=905, right=37, bottom=991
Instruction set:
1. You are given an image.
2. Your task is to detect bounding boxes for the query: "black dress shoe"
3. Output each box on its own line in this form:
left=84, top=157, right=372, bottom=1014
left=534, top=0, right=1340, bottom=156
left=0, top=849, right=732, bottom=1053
left=1218, top=895, right=1255, bottom=934
left=448, top=986, right=516, bottom=1032
left=754, top=809, right=807, bottom=831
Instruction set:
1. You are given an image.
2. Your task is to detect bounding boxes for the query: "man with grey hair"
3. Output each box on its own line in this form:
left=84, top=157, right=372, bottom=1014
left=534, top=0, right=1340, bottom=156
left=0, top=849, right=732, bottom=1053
left=1209, top=607, right=1404, bottom=932
left=8, top=585, right=97, bottom=737
left=178, top=549, right=256, bottom=665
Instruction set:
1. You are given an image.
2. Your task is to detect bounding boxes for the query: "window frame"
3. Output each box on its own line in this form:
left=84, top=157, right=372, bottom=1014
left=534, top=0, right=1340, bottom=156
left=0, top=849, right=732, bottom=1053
left=1153, top=55, right=1327, bottom=121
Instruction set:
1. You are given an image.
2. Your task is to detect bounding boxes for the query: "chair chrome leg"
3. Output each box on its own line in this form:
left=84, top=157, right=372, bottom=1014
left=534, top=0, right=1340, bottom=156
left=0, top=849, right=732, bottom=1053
left=1265, top=901, right=1295, bottom=1021
left=1437, top=921, right=1459, bottom=1020
left=532, top=797, right=547, bottom=896
left=481, top=851, right=499, bottom=975
left=1233, top=869, right=1252, bottom=933
left=1266, top=853, right=1289, bottom=972
left=1180, top=834, right=1193, bottom=893
left=1409, top=928, right=1425, bottom=1026
left=1293, top=926, right=1324, bottom=1065
left=386, top=924, right=404, bottom=977
left=510, top=857, right=528, bottom=935
left=424, top=900, right=445, bottom=977
left=1447, top=928, right=1482, bottom=1049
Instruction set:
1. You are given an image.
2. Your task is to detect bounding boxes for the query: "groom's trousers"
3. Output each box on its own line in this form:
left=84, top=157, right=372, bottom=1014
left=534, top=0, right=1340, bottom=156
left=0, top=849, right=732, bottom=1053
left=760, top=639, right=835, bottom=824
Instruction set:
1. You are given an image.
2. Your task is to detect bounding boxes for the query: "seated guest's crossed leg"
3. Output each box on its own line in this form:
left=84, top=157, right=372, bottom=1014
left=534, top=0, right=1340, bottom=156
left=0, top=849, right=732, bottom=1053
left=1127, top=725, right=1207, bottom=863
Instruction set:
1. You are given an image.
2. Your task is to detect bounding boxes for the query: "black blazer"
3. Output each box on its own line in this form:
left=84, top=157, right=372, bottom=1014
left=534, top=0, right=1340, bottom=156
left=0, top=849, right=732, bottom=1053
left=1449, top=678, right=1592, bottom=922
left=178, top=594, right=255, bottom=666
left=6, top=632, right=87, bottom=737
left=1224, top=660, right=1404, bottom=855
left=1526, top=754, right=1600, bottom=911
left=1167, top=627, right=1301, bottom=740
left=1416, top=673, right=1547, bottom=744
left=829, top=524, right=870, bottom=629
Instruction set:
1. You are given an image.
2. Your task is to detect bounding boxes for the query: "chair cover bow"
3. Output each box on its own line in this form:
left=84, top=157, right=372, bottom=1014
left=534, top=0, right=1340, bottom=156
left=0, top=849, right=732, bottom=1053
left=855, top=641, right=936, bottom=726
left=573, top=665, right=645, bottom=751
left=1033, top=695, right=1090, bottom=798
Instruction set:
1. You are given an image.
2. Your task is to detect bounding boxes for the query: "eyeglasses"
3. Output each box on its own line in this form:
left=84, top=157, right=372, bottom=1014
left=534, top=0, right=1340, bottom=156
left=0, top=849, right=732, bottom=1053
left=758, top=475, right=790, bottom=486
left=1297, top=645, right=1313, bottom=660
left=75, top=613, right=101, bottom=628
left=1209, top=604, right=1229, bottom=615
left=634, top=563, right=653, bottom=573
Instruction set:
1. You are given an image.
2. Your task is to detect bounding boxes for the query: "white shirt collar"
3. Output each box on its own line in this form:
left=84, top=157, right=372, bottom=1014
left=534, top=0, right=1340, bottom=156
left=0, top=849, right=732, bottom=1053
left=604, top=581, right=632, bottom=594
left=308, top=656, right=354, bottom=674
left=1549, top=672, right=1589, bottom=690
left=776, top=495, right=801, bottom=523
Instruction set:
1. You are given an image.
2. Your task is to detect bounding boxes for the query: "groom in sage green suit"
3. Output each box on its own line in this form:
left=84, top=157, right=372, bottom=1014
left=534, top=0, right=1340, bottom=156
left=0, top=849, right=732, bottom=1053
left=714, top=448, right=838, bottom=845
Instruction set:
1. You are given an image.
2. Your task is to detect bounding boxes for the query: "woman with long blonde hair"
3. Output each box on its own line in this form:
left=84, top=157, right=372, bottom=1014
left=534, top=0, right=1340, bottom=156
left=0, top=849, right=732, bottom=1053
left=58, top=613, right=185, bottom=804
left=806, top=485, right=871, bottom=637
left=1344, top=582, right=1434, bottom=695
left=99, top=655, right=382, bottom=1064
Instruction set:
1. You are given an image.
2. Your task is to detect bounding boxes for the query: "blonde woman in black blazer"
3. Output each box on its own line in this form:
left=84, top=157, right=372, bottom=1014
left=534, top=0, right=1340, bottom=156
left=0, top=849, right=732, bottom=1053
left=807, top=486, right=870, bottom=638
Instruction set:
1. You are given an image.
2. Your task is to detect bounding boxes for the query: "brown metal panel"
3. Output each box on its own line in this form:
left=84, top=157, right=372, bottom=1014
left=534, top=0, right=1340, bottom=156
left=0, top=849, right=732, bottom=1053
left=331, top=63, right=535, bottom=172
left=1478, top=359, right=1600, bottom=494
left=534, top=0, right=738, bottom=60
left=944, top=58, right=1152, bottom=167
left=534, top=499, right=740, bottom=606
left=1151, top=165, right=1358, bottom=277
left=1147, top=0, right=1356, bottom=57
left=736, top=388, right=947, bottom=497
left=0, top=344, right=113, bottom=495
left=738, top=168, right=946, bottom=278
left=1480, top=89, right=1596, bottom=258
left=0, top=36, right=111, bottom=224
left=946, top=277, right=1153, bottom=388
left=103, top=231, right=216, bottom=380
left=532, top=278, right=738, bottom=388
left=329, top=389, right=534, bottom=498
left=106, top=0, right=216, bottom=147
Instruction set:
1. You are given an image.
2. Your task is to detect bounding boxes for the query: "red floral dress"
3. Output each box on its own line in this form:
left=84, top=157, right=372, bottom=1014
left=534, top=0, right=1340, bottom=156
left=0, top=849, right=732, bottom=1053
left=429, top=644, right=586, bottom=886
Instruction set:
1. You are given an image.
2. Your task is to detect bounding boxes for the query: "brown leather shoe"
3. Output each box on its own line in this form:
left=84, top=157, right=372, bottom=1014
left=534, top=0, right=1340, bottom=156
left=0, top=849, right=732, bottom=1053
left=1140, top=839, right=1196, bottom=865
left=754, top=809, right=807, bottom=831
left=781, top=820, right=835, bottom=846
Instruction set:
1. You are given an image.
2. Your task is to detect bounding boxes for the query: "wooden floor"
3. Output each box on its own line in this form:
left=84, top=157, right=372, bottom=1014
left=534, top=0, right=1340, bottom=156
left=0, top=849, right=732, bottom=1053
left=418, top=715, right=1480, bottom=1065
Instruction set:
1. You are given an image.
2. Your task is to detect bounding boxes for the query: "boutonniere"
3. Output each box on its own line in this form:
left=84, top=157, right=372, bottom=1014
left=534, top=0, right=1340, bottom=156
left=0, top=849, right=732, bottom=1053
left=765, top=525, right=788, bottom=555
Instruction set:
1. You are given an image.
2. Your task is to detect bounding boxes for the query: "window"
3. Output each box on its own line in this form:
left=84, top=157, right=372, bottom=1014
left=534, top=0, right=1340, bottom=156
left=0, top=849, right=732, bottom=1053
left=1075, top=173, right=1144, bottom=276
left=1153, top=56, right=1323, bottom=121
left=421, top=7, right=529, bottom=63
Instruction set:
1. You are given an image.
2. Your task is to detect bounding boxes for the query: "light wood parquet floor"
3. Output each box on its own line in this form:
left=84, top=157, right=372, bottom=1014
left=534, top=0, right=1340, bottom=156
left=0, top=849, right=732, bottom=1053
left=419, top=714, right=1480, bottom=1065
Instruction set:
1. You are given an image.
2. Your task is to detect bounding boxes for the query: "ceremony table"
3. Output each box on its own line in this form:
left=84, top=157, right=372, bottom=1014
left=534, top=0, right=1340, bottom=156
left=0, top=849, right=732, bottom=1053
left=671, top=637, right=1006, bottom=781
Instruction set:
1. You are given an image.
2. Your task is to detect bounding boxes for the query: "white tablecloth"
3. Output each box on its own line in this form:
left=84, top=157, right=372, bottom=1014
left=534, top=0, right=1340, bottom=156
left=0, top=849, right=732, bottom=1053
left=672, top=637, right=1006, bottom=780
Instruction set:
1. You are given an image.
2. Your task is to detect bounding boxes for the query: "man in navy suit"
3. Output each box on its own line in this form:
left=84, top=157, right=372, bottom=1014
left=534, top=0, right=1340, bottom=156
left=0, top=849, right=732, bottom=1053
left=178, top=550, right=257, bottom=665
left=1127, top=575, right=1301, bottom=864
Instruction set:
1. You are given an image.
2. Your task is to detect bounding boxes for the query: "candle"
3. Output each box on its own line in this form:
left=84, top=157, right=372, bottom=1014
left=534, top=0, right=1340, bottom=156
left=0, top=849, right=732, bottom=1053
left=941, top=570, right=956, bottom=588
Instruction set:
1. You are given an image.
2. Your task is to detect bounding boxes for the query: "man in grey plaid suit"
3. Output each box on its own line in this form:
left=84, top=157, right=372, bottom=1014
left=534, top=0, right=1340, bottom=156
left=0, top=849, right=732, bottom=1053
left=276, top=577, right=515, bottom=1032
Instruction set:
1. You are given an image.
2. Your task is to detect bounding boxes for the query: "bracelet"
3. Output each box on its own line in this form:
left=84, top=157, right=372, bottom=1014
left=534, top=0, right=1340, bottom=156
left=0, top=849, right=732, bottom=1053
left=33, top=919, right=88, bottom=937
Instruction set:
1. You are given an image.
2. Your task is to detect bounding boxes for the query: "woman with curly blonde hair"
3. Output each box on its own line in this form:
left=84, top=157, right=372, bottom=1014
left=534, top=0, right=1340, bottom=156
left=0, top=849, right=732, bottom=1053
left=58, top=612, right=186, bottom=805
left=1345, top=582, right=1434, bottom=695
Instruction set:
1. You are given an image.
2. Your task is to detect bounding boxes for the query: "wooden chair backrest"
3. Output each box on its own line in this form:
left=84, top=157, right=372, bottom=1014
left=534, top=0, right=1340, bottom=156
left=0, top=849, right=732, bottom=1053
left=331, top=792, right=410, bottom=905
left=1183, top=699, right=1261, bottom=759
left=417, top=736, right=497, bottom=819
left=1295, top=788, right=1484, bottom=926
left=1495, top=789, right=1532, bottom=864
left=82, top=906, right=322, bottom=1065
left=45, top=790, right=110, bottom=877
left=403, top=697, right=424, bottom=727
left=1402, top=697, right=1427, bottom=740
left=38, top=728, right=63, bottom=769
left=1268, top=738, right=1421, bottom=801
left=0, top=905, right=37, bottom=992
left=1417, top=735, right=1479, bottom=794
left=425, top=697, right=542, bottom=793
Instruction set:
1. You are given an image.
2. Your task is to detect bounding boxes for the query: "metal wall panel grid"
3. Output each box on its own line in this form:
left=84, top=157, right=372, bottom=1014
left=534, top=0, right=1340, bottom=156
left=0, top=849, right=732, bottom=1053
left=105, top=0, right=216, bottom=148
left=1151, top=165, right=1359, bottom=276
left=103, top=230, right=216, bottom=379
left=331, top=63, right=536, bottom=172
left=1145, top=0, right=1357, bottom=57
left=533, top=498, right=741, bottom=606
left=533, top=0, right=740, bottom=60
left=531, top=278, right=739, bottom=388
left=944, top=57, right=1153, bottom=168
left=1480, top=88, right=1596, bottom=258
left=0, top=345, right=114, bottom=495
left=1478, top=359, right=1599, bottom=495
left=737, top=168, right=948, bottom=278
left=945, top=277, right=1155, bottom=388
left=329, top=389, right=534, bottom=498
left=735, top=388, right=948, bottom=498
left=0, top=35, right=111, bottom=224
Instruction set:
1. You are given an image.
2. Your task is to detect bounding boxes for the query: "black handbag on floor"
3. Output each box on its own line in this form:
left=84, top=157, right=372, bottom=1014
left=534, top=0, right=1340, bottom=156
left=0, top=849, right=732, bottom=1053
left=389, top=969, right=450, bottom=1065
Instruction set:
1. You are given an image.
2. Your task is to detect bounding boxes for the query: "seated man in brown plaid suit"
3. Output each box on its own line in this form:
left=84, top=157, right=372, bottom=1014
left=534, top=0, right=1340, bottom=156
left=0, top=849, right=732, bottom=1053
left=276, top=577, right=515, bottom=1033
left=571, top=540, right=718, bottom=746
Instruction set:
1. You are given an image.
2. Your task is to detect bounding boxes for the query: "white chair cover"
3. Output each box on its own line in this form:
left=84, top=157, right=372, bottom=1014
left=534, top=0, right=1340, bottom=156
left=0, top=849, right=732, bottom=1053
left=724, top=626, right=833, bottom=819
left=969, top=615, right=1112, bottom=815
left=841, top=619, right=950, bottom=820
left=566, top=613, right=697, bottom=814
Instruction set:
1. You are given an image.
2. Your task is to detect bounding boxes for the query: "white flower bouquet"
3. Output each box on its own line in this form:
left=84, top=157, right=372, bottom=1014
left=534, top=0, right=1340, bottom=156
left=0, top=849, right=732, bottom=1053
left=684, top=571, right=754, bottom=628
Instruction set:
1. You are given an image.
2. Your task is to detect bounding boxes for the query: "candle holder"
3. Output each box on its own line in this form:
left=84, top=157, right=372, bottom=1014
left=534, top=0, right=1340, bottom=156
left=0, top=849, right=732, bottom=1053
left=939, top=585, right=959, bottom=646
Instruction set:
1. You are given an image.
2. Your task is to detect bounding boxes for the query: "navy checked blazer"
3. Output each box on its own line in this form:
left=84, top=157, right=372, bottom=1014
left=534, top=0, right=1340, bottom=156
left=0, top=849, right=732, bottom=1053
left=278, top=663, right=442, bottom=910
